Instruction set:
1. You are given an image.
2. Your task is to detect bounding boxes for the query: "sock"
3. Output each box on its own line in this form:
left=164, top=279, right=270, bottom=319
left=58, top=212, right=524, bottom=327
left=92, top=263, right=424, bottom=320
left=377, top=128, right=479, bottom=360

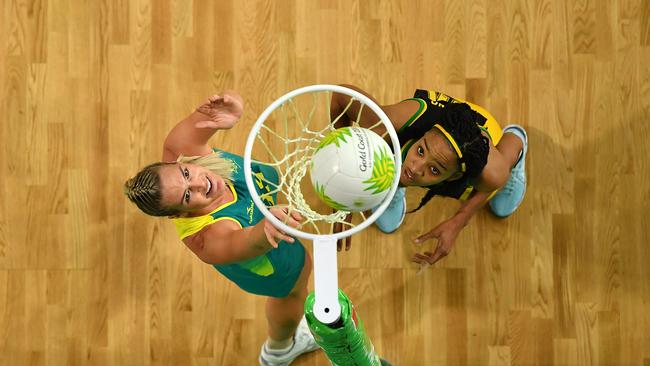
left=514, top=149, right=523, bottom=165
left=504, top=127, right=525, bottom=166
left=265, top=337, right=294, bottom=355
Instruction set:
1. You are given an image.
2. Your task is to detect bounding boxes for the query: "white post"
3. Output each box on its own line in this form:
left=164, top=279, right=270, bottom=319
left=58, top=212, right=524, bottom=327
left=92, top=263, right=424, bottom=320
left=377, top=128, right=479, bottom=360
left=312, top=236, right=341, bottom=324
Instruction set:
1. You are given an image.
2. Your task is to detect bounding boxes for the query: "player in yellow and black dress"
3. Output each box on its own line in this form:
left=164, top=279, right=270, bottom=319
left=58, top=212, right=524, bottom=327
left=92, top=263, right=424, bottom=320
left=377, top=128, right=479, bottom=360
left=124, top=91, right=320, bottom=365
left=331, top=85, right=528, bottom=267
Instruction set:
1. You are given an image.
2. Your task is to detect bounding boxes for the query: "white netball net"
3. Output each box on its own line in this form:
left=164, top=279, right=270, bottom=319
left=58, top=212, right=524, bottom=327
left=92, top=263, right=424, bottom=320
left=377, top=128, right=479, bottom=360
left=244, top=85, right=402, bottom=324
left=250, top=90, right=388, bottom=235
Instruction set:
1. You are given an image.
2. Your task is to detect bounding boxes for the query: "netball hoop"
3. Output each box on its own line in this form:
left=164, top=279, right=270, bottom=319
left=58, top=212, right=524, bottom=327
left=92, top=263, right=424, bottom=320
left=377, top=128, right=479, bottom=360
left=243, top=85, right=401, bottom=325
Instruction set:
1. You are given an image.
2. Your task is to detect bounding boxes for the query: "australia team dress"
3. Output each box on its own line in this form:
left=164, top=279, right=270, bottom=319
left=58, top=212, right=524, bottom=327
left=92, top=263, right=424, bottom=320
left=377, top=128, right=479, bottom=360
left=172, top=149, right=305, bottom=298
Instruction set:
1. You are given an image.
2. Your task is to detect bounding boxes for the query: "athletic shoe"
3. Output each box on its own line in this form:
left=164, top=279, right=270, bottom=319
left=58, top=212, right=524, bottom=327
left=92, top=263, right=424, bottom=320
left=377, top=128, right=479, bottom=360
left=259, top=316, right=320, bottom=366
left=372, top=187, right=406, bottom=233
left=489, top=125, right=528, bottom=218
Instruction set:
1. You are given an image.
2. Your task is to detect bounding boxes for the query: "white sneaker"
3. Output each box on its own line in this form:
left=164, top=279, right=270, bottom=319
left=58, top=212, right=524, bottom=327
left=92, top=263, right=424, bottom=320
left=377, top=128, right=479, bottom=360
left=259, top=317, right=320, bottom=366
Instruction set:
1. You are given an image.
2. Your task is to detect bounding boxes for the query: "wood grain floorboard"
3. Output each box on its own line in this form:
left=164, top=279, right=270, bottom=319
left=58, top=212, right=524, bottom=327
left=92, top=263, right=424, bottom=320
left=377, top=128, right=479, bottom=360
left=1, top=0, right=648, bottom=365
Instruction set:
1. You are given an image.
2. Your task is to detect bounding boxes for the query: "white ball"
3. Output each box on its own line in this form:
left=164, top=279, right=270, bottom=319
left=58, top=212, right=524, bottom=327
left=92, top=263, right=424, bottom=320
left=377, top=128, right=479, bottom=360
left=310, top=127, right=396, bottom=212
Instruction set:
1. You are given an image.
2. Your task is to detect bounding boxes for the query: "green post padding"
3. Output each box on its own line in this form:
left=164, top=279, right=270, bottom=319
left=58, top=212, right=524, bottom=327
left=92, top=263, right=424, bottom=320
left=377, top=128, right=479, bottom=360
left=304, top=289, right=385, bottom=366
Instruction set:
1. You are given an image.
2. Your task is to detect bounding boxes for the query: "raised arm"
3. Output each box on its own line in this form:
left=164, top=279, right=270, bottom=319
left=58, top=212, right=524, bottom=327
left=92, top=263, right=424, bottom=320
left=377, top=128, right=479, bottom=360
left=329, top=84, right=420, bottom=134
left=162, top=91, right=244, bottom=161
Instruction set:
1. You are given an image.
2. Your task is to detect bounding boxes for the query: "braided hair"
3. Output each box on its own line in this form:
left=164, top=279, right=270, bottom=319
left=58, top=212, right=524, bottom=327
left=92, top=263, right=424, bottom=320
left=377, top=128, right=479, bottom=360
left=124, top=152, right=235, bottom=217
left=399, top=102, right=490, bottom=213
left=124, top=162, right=181, bottom=217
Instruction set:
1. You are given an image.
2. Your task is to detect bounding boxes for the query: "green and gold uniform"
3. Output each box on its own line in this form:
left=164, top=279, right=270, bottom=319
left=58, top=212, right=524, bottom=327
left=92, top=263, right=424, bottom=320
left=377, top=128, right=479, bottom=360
left=171, top=149, right=305, bottom=298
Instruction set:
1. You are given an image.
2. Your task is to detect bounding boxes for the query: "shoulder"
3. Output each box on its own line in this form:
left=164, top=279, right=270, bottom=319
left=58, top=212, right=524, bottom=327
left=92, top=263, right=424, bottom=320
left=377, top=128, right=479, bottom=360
left=383, top=99, right=426, bottom=132
left=181, top=219, right=241, bottom=262
left=182, top=216, right=240, bottom=242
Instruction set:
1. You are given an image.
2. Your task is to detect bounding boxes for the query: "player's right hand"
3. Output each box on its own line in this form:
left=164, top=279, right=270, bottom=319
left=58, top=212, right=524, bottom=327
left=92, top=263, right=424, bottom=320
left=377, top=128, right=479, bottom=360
left=195, top=91, right=244, bottom=130
left=264, top=206, right=303, bottom=248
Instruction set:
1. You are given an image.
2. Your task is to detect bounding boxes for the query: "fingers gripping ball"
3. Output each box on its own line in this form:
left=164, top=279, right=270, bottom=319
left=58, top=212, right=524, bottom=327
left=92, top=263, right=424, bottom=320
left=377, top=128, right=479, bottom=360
left=310, top=127, right=395, bottom=212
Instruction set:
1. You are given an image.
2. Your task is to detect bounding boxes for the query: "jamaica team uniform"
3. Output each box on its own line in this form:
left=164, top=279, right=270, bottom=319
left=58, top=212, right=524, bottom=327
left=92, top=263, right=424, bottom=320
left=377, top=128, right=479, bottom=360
left=399, top=89, right=504, bottom=200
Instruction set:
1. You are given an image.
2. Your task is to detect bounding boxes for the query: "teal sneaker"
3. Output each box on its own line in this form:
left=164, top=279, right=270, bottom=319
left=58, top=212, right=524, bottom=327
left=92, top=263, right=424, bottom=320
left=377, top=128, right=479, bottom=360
left=372, top=187, right=406, bottom=233
left=489, top=125, right=528, bottom=218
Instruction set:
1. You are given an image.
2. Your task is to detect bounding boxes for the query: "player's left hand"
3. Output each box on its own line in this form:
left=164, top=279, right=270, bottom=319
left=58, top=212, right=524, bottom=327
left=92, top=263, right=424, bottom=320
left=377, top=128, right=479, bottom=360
left=264, top=206, right=303, bottom=248
left=195, top=91, right=244, bottom=130
left=411, top=217, right=463, bottom=269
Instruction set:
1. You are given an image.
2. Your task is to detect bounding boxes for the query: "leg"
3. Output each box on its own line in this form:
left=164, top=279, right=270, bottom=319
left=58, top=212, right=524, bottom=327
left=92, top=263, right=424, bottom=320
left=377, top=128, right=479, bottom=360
left=495, top=131, right=524, bottom=168
left=265, top=251, right=312, bottom=346
left=259, top=252, right=320, bottom=365
left=489, top=125, right=528, bottom=218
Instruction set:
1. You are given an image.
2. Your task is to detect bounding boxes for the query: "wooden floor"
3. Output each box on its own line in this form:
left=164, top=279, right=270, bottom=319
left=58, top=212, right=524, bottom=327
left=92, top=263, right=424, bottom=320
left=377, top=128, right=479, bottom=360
left=2, top=0, right=649, bottom=365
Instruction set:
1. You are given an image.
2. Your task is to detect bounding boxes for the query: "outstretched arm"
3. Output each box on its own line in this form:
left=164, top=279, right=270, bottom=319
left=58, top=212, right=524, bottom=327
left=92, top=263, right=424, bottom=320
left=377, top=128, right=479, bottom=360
left=411, top=143, right=510, bottom=267
left=183, top=207, right=303, bottom=265
left=330, top=84, right=383, bottom=128
left=329, top=84, right=420, bottom=134
left=162, top=91, right=244, bottom=161
left=411, top=190, right=491, bottom=267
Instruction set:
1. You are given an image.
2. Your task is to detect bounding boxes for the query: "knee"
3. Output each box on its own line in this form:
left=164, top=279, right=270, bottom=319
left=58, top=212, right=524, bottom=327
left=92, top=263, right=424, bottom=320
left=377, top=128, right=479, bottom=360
left=285, top=281, right=308, bottom=300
